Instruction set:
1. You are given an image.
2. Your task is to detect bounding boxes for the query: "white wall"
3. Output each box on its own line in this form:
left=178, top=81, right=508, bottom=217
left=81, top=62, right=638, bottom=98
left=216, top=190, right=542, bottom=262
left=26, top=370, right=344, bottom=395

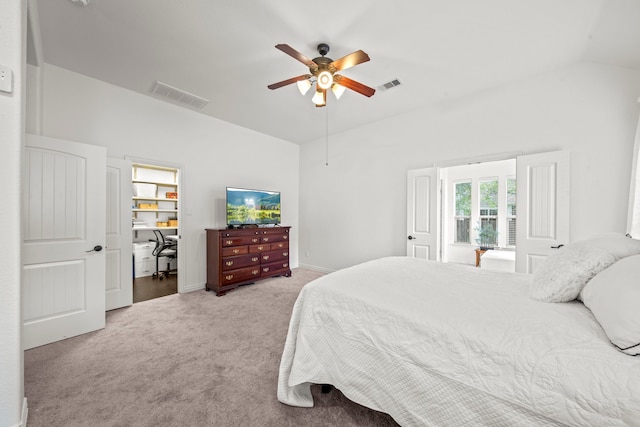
left=300, top=62, right=640, bottom=272
left=1, top=2, right=26, bottom=426
left=36, top=64, right=300, bottom=292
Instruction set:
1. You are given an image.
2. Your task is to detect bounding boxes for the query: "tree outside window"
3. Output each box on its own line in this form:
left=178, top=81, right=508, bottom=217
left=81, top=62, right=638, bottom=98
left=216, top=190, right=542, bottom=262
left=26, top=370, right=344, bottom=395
left=506, top=178, right=516, bottom=246
left=454, top=182, right=471, bottom=243
left=477, top=179, right=498, bottom=248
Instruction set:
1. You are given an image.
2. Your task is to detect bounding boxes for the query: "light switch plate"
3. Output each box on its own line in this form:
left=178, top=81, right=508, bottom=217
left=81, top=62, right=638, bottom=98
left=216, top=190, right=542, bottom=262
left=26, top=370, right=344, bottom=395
left=0, top=65, right=13, bottom=93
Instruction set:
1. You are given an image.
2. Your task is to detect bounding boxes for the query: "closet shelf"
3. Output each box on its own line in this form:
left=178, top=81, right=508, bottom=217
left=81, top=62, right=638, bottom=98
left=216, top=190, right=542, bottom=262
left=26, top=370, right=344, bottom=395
left=133, top=196, right=178, bottom=202
left=132, top=226, right=178, bottom=231
left=132, top=208, right=178, bottom=213
left=132, top=179, right=177, bottom=187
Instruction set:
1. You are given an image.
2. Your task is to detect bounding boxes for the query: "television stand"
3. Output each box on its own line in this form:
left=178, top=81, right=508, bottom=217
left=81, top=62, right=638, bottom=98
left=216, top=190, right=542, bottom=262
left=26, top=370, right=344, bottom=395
left=205, top=226, right=292, bottom=296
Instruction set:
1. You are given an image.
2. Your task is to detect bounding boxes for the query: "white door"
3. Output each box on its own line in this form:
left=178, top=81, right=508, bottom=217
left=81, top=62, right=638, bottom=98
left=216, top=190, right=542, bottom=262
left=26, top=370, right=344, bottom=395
left=106, top=158, right=133, bottom=310
left=515, top=151, right=570, bottom=273
left=23, top=134, right=106, bottom=349
left=407, top=168, right=439, bottom=260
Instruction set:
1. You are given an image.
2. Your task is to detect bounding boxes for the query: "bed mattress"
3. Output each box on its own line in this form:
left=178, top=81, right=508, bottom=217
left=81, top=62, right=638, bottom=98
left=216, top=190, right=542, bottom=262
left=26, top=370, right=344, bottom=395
left=278, top=257, right=640, bottom=426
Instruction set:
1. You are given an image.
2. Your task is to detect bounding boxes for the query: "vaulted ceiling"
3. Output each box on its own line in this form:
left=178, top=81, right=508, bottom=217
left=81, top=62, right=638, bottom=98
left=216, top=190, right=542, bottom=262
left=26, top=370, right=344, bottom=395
left=31, top=0, right=640, bottom=144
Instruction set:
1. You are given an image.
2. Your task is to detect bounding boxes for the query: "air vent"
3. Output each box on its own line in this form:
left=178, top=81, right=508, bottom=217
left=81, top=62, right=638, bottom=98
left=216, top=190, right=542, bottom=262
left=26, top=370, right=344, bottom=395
left=378, top=78, right=402, bottom=92
left=150, top=81, right=209, bottom=110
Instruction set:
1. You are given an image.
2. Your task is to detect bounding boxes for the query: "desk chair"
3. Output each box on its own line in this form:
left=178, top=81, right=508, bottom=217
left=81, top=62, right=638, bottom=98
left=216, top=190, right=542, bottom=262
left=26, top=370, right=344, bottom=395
left=150, top=230, right=177, bottom=280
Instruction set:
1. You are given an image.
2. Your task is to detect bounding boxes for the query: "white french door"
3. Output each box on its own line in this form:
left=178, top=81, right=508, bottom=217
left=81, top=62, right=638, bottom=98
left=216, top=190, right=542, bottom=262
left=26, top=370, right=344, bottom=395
left=406, top=168, right=440, bottom=260
left=515, top=150, right=570, bottom=273
left=106, top=158, right=133, bottom=310
left=407, top=150, right=570, bottom=272
left=23, top=134, right=106, bottom=349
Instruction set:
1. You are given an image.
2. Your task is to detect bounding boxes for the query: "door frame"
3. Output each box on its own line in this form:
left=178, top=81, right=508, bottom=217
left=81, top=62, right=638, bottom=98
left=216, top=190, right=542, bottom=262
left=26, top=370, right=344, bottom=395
left=408, top=150, right=570, bottom=273
left=127, top=156, right=185, bottom=294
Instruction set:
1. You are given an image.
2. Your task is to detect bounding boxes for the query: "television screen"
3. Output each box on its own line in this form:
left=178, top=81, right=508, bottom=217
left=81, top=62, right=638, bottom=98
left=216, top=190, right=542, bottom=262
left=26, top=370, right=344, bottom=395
left=226, top=187, right=281, bottom=225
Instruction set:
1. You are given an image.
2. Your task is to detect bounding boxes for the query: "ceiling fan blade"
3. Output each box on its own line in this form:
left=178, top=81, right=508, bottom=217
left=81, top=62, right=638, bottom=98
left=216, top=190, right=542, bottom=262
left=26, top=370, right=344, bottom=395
left=267, top=74, right=312, bottom=90
left=333, top=75, right=376, bottom=97
left=329, top=50, right=370, bottom=72
left=275, top=44, right=318, bottom=71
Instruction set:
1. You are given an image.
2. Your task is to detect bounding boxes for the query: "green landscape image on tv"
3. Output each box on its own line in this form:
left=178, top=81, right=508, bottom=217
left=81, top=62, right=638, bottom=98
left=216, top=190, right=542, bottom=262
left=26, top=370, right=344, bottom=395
left=226, top=187, right=281, bottom=225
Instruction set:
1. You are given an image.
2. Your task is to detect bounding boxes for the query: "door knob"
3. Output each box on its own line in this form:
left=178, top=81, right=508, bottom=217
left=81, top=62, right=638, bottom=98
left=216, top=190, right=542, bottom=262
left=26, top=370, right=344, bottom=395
left=86, top=245, right=103, bottom=253
left=408, top=236, right=415, bottom=240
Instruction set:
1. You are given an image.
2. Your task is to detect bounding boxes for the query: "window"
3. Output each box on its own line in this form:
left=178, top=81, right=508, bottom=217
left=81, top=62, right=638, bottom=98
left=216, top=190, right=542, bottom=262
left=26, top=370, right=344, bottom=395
left=454, top=182, right=471, bottom=243
left=478, top=179, right=498, bottom=247
left=506, top=178, right=516, bottom=246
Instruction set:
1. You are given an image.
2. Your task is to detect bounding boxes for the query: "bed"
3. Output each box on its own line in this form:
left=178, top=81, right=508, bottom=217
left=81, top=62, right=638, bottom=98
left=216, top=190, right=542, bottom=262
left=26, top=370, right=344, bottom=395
left=278, top=243, right=640, bottom=426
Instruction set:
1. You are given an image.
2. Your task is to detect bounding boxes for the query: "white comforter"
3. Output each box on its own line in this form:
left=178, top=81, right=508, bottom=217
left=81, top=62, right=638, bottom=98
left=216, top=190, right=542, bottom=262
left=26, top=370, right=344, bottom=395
left=278, top=257, right=640, bottom=426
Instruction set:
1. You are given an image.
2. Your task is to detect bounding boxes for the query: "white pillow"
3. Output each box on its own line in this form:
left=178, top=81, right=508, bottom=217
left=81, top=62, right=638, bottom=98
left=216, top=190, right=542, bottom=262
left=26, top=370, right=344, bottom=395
left=571, top=232, right=640, bottom=260
left=581, top=255, right=640, bottom=356
left=530, top=245, right=616, bottom=302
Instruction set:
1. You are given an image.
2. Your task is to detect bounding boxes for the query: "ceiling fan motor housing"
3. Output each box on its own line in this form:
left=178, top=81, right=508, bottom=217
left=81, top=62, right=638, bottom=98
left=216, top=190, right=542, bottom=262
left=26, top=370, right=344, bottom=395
left=311, top=56, right=333, bottom=74
left=317, top=43, right=330, bottom=56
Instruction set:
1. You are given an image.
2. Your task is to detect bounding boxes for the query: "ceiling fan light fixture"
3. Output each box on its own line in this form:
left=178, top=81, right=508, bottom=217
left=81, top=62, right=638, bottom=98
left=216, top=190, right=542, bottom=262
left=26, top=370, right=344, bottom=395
left=312, top=89, right=326, bottom=106
left=331, top=83, right=346, bottom=100
left=296, top=79, right=311, bottom=96
left=317, top=71, right=333, bottom=90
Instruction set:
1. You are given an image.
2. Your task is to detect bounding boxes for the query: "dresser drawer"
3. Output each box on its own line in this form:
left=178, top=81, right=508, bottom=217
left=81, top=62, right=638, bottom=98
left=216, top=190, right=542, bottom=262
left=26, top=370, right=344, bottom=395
left=260, top=233, right=288, bottom=244
left=261, top=260, right=290, bottom=276
left=222, top=246, right=248, bottom=257
left=221, top=253, right=260, bottom=271
left=260, top=249, right=288, bottom=263
left=220, top=236, right=261, bottom=247
left=220, top=266, right=261, bottom=285
left=269, top=241, right=289, bottom=250
left=249, top=243, right=270, bottom=253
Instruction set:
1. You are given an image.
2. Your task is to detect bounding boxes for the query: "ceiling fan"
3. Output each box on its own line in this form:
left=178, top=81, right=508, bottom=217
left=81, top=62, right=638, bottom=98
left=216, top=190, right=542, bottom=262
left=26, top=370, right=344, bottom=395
left=267, top=43, right=375, bottom=107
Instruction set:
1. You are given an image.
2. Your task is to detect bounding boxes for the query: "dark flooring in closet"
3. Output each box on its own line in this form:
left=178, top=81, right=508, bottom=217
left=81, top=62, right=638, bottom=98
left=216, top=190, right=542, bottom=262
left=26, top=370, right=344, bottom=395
left=133, top=275, right=177, bottom=303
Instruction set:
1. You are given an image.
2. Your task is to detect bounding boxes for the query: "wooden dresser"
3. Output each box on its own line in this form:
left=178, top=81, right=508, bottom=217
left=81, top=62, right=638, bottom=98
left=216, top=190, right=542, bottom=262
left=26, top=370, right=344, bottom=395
left=205, top=226, right=291, bottom=296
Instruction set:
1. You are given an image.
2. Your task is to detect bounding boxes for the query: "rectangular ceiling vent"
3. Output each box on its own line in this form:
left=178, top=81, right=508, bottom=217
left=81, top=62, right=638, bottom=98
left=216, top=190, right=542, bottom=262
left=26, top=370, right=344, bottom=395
left=378, top=78, right=402, bottom=92
left=151, top=81, right=209, bottom=110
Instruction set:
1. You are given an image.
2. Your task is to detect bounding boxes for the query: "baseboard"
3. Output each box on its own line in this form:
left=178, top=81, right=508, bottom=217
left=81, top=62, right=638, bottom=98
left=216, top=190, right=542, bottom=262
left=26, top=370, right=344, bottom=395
left=15, top=397, right=28, bottom=427
left=183, top=282, right=206, bottom=293
left=297, top=263, right=335, bottom=274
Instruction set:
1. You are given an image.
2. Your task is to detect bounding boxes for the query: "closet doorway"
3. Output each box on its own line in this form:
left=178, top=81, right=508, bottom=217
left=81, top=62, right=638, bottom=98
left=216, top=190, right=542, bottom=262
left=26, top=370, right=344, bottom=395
left=131, top=162, right=181, bottom=303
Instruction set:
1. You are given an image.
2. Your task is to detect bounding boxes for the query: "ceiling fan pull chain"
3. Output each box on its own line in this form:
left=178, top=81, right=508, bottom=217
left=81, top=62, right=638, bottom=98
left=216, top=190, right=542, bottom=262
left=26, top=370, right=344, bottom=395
left=325, top=104, right=329, bottom=166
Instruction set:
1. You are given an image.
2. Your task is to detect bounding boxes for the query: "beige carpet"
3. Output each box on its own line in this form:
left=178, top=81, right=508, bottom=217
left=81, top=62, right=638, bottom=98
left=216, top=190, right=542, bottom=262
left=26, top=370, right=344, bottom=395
left=25, top=269, right=399, bottom=426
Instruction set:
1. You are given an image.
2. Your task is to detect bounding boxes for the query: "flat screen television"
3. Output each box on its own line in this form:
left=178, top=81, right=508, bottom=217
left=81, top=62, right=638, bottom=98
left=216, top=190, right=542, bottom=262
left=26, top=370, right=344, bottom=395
left=226, top=187, right=281, bottom=226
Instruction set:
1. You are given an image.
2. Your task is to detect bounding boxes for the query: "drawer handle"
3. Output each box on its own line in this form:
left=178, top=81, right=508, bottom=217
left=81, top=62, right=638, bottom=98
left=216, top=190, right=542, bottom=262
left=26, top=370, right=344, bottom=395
left=252, top=257, right=258, bottom=262
left=252, top=269, right=259, bottom=275
left=232, top=249, right=240, bottom=254
left=225, top=261, right=234, bottom=267
left=225, top=240, right=233, bottom=245
left=283, top=236, right=288, bottom=240
left=258, top=246, right=264, bottom=250
left=263, top=237, right=269, bottom=242
left=283, top=252, right=288, bottom=256
left=263, top=267, right=270, bottom=272
left=225, top=274, right=234, bottom=280
left=252, top=238, right=259, bottom=243
left=283, top=263, right=289, bottom=268
left=263, top=255, right=270, bottom=260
